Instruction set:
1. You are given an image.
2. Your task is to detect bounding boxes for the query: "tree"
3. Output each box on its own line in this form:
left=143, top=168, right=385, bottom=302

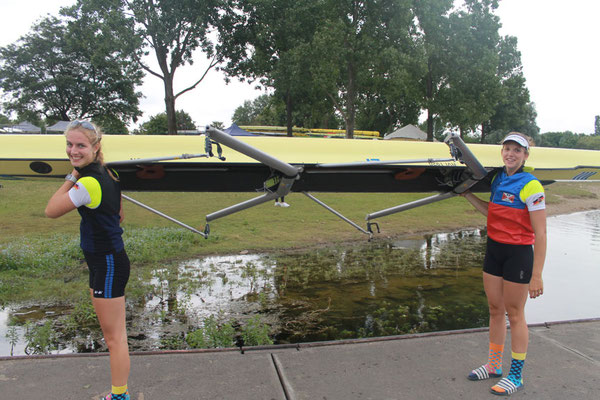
left=232, top=100, right=257, bottom=126
left=0, top=14, right=143, bottom=124
left=73, top=0, right=225, bottom=134
left=482, top=36, right=538, bottom=143
left=539, top=131, right=581, bottom=149
left=135, top=110, right=196, bottom=135
left=595, top=115, right=600, bottom=135
left=232, top=94, right=285, bottom=126
left=0, top=113, right=11, bottom=126
left=412, top=0, right=454, bottom=141
left=576, top=134, right=600, bottom=150
left=309, top=0, right=417, bottom=138
left=211, top=121, right=225, bottom=130
left=413, top=0, right=505, bottom=140
left=95, top=115, right=129, bottom=134
left=438, top=0, right=503, bottom=138
left=219, top=0, right=327, bottom=136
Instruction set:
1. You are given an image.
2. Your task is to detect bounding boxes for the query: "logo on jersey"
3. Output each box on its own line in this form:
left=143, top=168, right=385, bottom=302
left=532, top=195, right=545, bottom=206
left=74, top=183, right=80, bottom=190
left=501, top=192, right=515, bottom=203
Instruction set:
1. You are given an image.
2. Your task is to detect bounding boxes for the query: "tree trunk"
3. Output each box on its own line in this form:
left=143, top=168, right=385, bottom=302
left=286, top=91, right=293, bottom=137
left=164, top=75, right=177, bottom=135
left=345, top=62, right=355, bottom=139
left=427, top=110, right=434, bottom=142
left=480, top=122, right=487, bottom=143
left=426, top=68, right=434, bottom=142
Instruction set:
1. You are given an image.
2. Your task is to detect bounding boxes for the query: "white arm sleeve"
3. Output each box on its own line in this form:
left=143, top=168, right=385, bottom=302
left=68, top=182, right=92, bottom=208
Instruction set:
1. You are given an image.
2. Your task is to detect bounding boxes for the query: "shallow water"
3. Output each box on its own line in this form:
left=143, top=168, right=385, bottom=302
left=525, top=210, right=600, bottom=323
left=1, top=210, right=599, bottom=356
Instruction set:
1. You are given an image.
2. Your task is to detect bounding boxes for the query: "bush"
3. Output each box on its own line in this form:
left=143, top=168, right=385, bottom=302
left=186, top=315, right=235, bottom=349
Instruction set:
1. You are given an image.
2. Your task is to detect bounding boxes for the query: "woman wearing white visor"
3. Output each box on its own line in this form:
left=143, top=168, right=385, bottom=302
left=462, top=132, right=547, bottom=396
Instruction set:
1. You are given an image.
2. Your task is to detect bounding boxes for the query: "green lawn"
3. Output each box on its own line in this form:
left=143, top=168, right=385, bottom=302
left=0, top=177, right=596, bottom=304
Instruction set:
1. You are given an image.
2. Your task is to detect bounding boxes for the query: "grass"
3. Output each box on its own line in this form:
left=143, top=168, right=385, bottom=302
left=0, top=177, right=490, bottom=250
left=0, top=177, right=598, bottom=305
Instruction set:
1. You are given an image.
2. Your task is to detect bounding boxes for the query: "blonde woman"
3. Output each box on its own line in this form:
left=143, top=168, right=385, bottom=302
left=463, top=132, right=546, bottom=396
left=46, top=120, right=130, bottom=400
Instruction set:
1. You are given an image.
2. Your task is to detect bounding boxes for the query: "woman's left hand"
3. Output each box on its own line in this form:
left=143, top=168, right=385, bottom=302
left=529, top=276, right=544, bottom=299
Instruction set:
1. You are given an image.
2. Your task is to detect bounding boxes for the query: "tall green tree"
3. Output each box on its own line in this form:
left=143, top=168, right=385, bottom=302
left=232, top=94, right=285, bottom=126
left=73, top=0, right=225, bottom=134
left=482, top=35, right=538, bottom=143
left=595, top=115, right=600, bottom=135
left=0, top=14, right=143, bottom=124
left=309, top=0, right=417, bottom=138
left=412, top=0, right=454, bottom=141
left=135, top=110, right=196, bottom=135
left=219, top=0, right=327, bottom=136
left=438, top=0, right=502, bottom=137
left=413, top=0, right=505, bottom=140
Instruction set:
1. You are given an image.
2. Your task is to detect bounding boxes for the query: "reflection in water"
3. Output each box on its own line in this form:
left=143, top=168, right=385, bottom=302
left=2, top=210, right=599, bottom=356
left=268, top=236, right=488, bottom=343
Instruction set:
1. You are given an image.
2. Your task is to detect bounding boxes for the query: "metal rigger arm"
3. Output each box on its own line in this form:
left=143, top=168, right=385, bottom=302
left=111, top=138, right=226, bottom=238
left=115, top=130, right=490, bottom=239
left=365, top=133, right=491, bottom=232
left=114, top=127, right=301, bottom=238
left=202, top=126, right=302, bottom=236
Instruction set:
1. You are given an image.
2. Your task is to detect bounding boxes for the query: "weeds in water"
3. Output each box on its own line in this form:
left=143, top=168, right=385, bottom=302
left=183, top=314, right=274, bottom=349
left=241, top=315, right=273, bottom=346
left=5, top=326, right=19, bottom=356
left=270, top=242, right=424, bottom=289
left=0, top=227, right=202, bottom=304
left=185, top=315, right=236, bottom=349
left=160, top=334, right=186, bottom=350
left=1, top=231, right=487, bottom=354
left=68, top=300, right=98, bottom=327
left=24, top=321, right=58, bottom=355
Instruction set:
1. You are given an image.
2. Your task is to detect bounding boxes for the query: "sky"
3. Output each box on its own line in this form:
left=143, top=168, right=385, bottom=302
left=0, top=0, right=598, bottom=134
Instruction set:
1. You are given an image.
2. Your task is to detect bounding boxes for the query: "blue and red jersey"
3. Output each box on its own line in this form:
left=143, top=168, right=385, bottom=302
left=487, top=168, right=545, bottom=245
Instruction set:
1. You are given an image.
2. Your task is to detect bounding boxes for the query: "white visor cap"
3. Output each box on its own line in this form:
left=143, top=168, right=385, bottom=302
left=502, top=134, right=529, bottom=150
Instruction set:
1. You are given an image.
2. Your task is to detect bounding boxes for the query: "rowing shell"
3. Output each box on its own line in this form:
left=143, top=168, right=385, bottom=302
left=1, top=134, right=599, bottom=193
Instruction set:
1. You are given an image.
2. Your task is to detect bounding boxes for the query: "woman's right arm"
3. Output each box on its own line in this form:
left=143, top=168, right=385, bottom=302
left=462, top=191, right=489, bottom=217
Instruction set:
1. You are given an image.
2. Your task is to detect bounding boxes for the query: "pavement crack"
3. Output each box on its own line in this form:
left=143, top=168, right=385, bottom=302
left=271, top=353, right=294, bottom=400
left=531, top=329, right=599, bottom=366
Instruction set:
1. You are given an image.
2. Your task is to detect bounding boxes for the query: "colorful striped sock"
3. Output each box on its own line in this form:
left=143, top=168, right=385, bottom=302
left=491, top=352, right=525, bottom=395
left=468, top=342, right=504, bottom=380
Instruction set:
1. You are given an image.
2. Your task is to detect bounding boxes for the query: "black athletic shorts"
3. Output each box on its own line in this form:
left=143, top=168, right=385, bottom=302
left=483, top=237, right=533, bottom=284
left=83, top=249, right=130, bottom=298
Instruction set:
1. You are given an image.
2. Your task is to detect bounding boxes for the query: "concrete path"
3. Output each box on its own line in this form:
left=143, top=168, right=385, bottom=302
left=1, top=319, right=598, bottom=399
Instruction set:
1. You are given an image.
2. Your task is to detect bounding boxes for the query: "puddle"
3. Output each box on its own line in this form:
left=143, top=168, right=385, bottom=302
left=2, top=210, right=599, bottom=356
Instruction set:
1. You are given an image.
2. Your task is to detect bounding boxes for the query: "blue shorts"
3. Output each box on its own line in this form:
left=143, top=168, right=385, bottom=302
left=484, top=237, right=533, bottom=284
left=83, top=249, right=130, bottom=298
